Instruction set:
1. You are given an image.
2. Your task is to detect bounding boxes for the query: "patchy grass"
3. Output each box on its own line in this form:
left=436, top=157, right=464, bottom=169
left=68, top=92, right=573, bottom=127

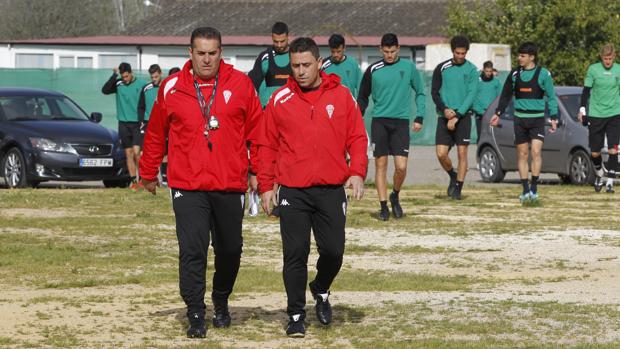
left=1, top=185, right=619, bottom=348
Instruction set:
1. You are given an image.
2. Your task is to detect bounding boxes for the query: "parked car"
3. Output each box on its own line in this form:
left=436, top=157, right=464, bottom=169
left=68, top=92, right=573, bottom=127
left=0, top=87, right=130, bottom=188
left=477, top=86, right=596, bottom=185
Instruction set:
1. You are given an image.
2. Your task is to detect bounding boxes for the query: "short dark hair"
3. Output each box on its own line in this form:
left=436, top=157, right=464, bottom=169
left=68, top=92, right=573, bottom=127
left=483, top=61, right=493, bottom=69
left=518, top=42, right=538, bottom=58
left=381, top=33, right=399, bottom=47
left=450, top=35, right=470, bottom=51
left=119, top=62, right=132, bottom=74
left=168, top=67, right=181, bottom=75
left=272, top=22, right=289, bottom=35
left=148, top=64, right=161, bottom=75
left=190, top=27, right=222, bottom=48
left=328, top=34, right=345, bottom=49
left=289, top=37, right=320, bottom=59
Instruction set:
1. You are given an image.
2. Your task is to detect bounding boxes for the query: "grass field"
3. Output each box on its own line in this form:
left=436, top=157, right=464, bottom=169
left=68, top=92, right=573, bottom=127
left=1, top=184, right=619, bottom=348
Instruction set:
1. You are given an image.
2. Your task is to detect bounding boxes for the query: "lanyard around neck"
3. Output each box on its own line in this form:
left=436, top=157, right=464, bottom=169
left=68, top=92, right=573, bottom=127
left=193, top=73, right=218, bottom=121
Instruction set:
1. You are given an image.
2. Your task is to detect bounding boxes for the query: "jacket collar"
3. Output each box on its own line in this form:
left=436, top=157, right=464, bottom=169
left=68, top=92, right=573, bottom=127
left=285, top=71, right=341, bottom=95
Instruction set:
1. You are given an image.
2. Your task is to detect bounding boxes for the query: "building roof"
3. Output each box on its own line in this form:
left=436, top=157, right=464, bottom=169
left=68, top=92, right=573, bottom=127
left=125, top=0, right=448, bottom=38
left=3, top=35, right=444, bottom=47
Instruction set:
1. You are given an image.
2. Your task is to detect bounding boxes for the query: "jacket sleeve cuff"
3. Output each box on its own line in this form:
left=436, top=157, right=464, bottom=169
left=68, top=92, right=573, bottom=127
left=414, top=116, right=424, bottom=125
left=550, top=115, right=558, bottom=120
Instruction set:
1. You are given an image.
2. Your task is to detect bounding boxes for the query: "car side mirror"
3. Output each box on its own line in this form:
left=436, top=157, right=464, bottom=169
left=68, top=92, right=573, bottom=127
left=90, top=112, right=102, bottom=123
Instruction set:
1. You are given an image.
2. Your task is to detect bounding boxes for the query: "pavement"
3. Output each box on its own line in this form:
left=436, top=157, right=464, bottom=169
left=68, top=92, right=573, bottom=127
left=3, top=146, right=560, bottom=189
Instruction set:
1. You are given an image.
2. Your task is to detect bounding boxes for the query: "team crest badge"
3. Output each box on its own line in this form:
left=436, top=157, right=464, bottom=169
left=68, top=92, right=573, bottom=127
left=326, top=104, right=335, bottom=118
left=223, top=90, right=232, bottom=104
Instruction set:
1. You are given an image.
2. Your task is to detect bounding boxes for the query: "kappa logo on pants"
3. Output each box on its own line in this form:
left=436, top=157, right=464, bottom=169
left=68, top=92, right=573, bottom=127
left=173, top=191, right=183, bottom=199
left=280, top=199, right=290, bottom=206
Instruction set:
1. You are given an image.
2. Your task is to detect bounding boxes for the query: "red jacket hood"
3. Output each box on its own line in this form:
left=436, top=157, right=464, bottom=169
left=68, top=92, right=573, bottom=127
left=284, top=71, right=342, bottom=94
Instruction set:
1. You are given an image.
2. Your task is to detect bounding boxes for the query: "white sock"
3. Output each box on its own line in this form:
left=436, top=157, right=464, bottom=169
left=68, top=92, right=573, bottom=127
left=607, top=178, right=614, bottom=186
left=596, top=169, right=604, bottom=178
left=319, top=292, right=329, bottom=301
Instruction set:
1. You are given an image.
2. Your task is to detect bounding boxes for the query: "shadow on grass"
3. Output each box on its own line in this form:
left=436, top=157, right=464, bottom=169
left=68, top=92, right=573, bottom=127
left=151, top=303, right=366, bottom=329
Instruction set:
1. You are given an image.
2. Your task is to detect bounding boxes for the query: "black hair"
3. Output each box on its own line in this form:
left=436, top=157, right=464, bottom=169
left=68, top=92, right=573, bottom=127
left=168, top=67, right=181, bottom=75
left=328, top=34, right=345, bottom=49
left=483, top=61, right=493, bottom=69
left=381, top=33, right=399, bottom=47
left=190, top=27, right=222, bottom=48
left=272, top=21, right=289, bottom=35
left=450, top=35, right=470, bottom=51
left=518, top=42, right=538, bottom=59
left=118, top=62, right=132, bottom=74
left=148, top=64, right=161, bottom=75
left=289, top=37, right=320, bottom=59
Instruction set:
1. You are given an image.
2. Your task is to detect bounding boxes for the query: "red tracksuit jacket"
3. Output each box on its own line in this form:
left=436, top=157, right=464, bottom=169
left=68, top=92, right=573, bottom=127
left=139, top=60, right=262, bottom=191
left=257, top=72, right=368, bottom=194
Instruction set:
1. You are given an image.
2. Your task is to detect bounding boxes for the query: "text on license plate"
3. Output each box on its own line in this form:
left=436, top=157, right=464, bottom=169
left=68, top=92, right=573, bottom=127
left=79, top=158, right=113, bottom=167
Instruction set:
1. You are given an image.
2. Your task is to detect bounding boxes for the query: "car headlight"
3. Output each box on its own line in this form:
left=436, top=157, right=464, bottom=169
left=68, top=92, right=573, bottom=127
left=29, top=137, right=78, bottom=155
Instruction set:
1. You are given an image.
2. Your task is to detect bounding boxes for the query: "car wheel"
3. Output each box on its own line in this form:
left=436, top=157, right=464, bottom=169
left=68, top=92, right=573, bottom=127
left=478, top=147, right=505, bottom=183
left=103, top=179, right=131, bottom=188
left=568, top=149, right=594, bottom=185
left=2, top=148, right=29, bottom=188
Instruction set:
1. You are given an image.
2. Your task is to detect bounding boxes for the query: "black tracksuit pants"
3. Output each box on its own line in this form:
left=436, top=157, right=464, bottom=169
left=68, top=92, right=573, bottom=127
left=171, top=189, right=245, bottom=317
left=278, top=185, right=347, bottom=317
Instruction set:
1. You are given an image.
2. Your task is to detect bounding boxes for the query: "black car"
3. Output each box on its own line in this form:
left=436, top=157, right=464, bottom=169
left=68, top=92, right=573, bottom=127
left=0, top=87, right=130, bottom=188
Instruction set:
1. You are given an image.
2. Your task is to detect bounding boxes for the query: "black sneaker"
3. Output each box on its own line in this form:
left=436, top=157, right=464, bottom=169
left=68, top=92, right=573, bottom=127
left=379, top=205, right=389, bottom=221
left=450, top=187, right=462, bottom=200
left=447, top=177, right=457, bottom=197
left=186, top=312, right=206, bottom=338
left=286, top=314, right=305, bottom=338
left=389, top=192, right=403, bottom=218
left=310, top=281, right=332, bottom=325
left=212, top=297, right=231, bottom=328
left=594, top=176, right=604, bottom=193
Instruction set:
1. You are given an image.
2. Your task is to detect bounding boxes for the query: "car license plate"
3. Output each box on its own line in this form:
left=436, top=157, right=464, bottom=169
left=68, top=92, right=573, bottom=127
left=79, top=158, right=113, bottom=167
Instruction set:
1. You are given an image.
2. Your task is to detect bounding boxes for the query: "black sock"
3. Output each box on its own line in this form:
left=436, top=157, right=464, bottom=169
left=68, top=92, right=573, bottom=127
left=447, top=168, right=457, bottom=181
left=521, top=179, right=530, bottom=195
left=130, top=176, right=137, bottom=183
left=591, top=155, right=603, bottom=172
left=608, top=154, right=618, bottom=179
left=531, top=176, right=539, bottom=194
left=392, top=189, right=400, bottom=197
left=380, top=201, right=388, bottom=210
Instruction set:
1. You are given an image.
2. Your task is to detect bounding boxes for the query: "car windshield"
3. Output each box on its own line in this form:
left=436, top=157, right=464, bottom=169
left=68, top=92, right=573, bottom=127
left=0, top=95, right=89, bottom=121
left=559, top=94, right=580, bottom=121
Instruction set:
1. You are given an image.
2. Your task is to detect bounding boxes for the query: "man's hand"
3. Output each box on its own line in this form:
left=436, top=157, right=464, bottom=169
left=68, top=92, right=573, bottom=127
left=412, top=122, right=423, bottom=132
left=345, top=175, right=364, bottom=200
left=549, top=119, right=558, bottom=133
left=141, top=178, right=159, bottom=195
left=249, top=175, right=258, bottom=192
left=113, top=67, right=119, bottom=74
left=443, top=108, right=456, bottom=120
left=447, top=117, right=459, bottom=131
left=577, top=112, right=584, bottom=123
left=260, top=183, right=279, bottom=215
left=490, top=113, right=500, bottom=127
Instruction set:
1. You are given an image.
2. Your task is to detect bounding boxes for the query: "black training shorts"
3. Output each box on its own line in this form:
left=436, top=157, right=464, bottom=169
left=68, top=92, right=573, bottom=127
left=514, top=116, right=545, bottom=145
left=588, top=115, right=620, bottom=153
left=435, top=113, right=472, bottom=146
left=118, top=121, right=141, bottom=149
left=371, top=117, right=410, bottom=157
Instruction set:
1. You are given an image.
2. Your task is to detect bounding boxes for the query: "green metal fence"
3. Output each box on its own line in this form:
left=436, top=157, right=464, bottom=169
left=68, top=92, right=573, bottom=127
left=0, top=68, right=506, bottom=145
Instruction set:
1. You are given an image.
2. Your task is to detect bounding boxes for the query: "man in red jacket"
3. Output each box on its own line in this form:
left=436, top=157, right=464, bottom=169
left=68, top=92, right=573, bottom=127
left=139, top=27, right=262, bottom=339
left=257, top=37, right=368, bottom=338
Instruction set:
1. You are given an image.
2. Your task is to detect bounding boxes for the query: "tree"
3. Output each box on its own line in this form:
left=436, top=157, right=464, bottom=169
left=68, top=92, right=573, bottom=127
left=0, top=0, right=153, bottom=40
left=444, top=0, right=620, bottom=85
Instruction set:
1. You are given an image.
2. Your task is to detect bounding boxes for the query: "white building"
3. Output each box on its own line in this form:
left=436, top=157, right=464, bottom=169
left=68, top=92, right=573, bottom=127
left=0, top=36, right=510, bottom=73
